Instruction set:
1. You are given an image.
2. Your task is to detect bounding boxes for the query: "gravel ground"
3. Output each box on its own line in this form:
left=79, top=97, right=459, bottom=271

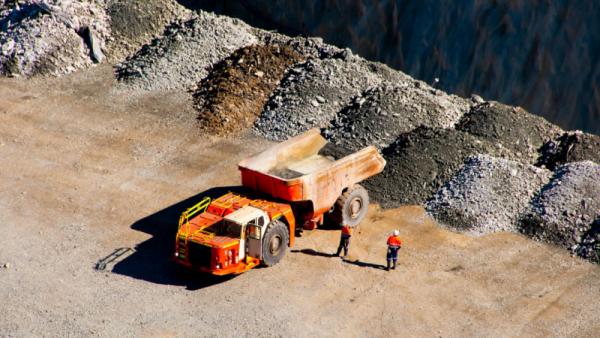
left=456, top=101, right=563, bottom=164
left=253, top=55, right=409, bottom=141
left=194, top=44, right=304, bottom=136
left=323, top=83, right=470, bottom=151
left=364, top=127, right=513, bottom=207
left=426, top=155, right=551, bottom=235
left=115, top=11, right=257, bottom=91
left=537, top=131, right=600, bottom=170
left=521, top=161, right=600, bottom=262
left=0, top=0, right=110, bottom=76
left=105, top=0, right=190, bottom=63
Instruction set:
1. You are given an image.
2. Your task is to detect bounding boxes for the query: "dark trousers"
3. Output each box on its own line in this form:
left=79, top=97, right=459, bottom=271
left=336, top=235, right=350, bottom=256
left=387, top=246, right=400, bottom=269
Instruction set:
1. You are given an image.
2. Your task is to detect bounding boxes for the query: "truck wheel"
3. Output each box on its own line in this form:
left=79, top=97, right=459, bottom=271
left=262, top=219, right=289, bottom=267
left=331, top=184, right=369, bottom=228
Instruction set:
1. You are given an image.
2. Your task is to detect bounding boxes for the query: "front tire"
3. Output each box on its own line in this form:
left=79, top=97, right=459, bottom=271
left=261, top=219, right=289, bottom=267
left=330, top=184, right=369, bottom=228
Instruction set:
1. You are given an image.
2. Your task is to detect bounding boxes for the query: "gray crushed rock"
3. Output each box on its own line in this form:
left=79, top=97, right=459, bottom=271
left=426, top=155, right=551, bottom=235
left=456, top=101, right=563, bottom=164
left=115, top=11, right=257, bottom=91
left=0, top=0, right=110, bottom=77
left=364, top=126, right=514, bottom=207
left=253, top=28, right=344, bottom=59
left=105, top=0, right=191, bottom=63
left=323, top=83, right=470, bottom=151
left=521, top=161, right=600, bottom=262
left=537, top=130, right=600, bottom=170
left=253, top=55, right=410, bottom=141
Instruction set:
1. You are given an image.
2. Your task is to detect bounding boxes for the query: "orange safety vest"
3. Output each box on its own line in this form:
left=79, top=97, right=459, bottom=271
left=341, top=225, right=352, bottom=236
left=387, top=235, right=402, bottom=247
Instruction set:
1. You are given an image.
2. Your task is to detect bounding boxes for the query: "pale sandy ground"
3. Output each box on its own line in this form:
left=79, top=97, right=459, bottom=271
left=1, top=66, right=599, bottom=337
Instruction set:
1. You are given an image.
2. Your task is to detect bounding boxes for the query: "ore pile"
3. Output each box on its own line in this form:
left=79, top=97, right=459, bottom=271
left=194, top=44, right=304, bottom=136
left=254, top=55, right=408, bottom=141
left=520, top=161, right=600, bottom=262
left=0, top=0, right=110, bottom=76
left=105, top=0, right=190, bottom=63
left=116, top=11, right=257, bottom=91
left=253, top=30, right=344, bottom=60
left=426, top=155, right=551, bottom=235
left=324, top=83, right=470, bottom=151
left=537, top=131, right=600, bottom=170
left=456, top=102, right=563, bottom=164
left=364, top=127, right=513, bottom=207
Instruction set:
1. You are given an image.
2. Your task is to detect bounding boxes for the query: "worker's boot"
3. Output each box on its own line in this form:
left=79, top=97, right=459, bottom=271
left=392, top=260, right=397, bottom=270
left=386, top=260, right=390, bottom=271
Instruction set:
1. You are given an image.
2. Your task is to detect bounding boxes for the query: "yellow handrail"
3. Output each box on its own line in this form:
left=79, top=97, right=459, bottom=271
left=178, top=196, right=212, bottom=232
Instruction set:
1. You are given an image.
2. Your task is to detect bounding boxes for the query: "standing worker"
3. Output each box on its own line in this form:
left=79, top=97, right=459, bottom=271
left=386, top=230, right=402, bottom=271
left=335, top=224, right=352, bottom=257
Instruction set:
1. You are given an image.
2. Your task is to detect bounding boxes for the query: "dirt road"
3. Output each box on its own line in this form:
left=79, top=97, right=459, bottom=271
left=1, top=66, right=599, bottom=337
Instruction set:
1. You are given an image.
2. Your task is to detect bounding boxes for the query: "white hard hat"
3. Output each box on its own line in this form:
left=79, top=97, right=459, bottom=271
left=393, top=230, right=399, bottom=236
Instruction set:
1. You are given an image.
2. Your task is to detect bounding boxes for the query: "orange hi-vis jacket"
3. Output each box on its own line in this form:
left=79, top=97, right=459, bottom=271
left=341, top=225, right=352, bottom=236
left=387, top=235, right=402, bottom=247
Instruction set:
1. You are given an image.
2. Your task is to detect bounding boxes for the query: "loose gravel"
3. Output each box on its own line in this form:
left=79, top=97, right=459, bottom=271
left=253, top=55, right=410, bottom=141
left=426, top=155, right=551, bottom=235
left=457, top=101, right=563, bottom=164
left=364, top=127, right=513, bottom=207
left=105, top=0, right=191, bottom=63
left=115, top=11, right=257, bottom=91
left=520, top=161, right=600, bottom=262
left=537, top=131, right=600, bottom=170
left=1, top=0, right=110, bottom=76
left=323, top=83, right=470, bottom=151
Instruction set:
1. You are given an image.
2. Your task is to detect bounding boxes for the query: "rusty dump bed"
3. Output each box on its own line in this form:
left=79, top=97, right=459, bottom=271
left=238, top=129, right=386, bottom=215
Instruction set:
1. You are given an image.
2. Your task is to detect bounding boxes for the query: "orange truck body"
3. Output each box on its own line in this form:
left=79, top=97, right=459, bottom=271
left=174, top=129, right=386, bottom=275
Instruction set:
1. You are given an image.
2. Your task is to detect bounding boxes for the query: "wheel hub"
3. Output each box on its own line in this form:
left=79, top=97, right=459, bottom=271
left=349, top=197, right=363, bottom=219
left=270, top=235, right=282, bottom=254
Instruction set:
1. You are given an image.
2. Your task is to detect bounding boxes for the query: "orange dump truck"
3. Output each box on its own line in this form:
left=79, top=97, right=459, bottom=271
left=174, top=129, right=386, bottom=275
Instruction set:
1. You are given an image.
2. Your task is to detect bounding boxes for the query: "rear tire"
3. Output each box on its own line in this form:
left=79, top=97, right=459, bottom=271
left=261, top=219, right=289, bottom=267
left=330, top=184, right=369, bottom=228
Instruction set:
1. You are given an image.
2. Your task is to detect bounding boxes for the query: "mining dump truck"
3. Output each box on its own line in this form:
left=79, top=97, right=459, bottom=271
left=174, top=129, right=386, bottom=275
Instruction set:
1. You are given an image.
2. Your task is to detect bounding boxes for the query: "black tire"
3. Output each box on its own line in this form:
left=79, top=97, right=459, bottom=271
left=261, top=219, right=289, bottom=267
left=330, top=184, right=369, bottom=228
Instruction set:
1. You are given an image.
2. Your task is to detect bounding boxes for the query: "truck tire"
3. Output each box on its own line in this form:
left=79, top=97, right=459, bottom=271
left=261, top=219, right=289, bottom=267
left=331, top=184, right=369, bottom=228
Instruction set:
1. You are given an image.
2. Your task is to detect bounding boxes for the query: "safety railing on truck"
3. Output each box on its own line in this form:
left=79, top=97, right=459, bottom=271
left=178, top=197, right=212, bottom=235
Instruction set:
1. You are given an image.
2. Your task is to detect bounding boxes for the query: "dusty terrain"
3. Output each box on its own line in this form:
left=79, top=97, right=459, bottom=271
left=1, top=66, right=600, bottom=337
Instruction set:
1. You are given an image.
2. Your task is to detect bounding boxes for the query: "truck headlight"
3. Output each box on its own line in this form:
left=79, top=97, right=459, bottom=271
left=216, top=263, right=221, bottom=269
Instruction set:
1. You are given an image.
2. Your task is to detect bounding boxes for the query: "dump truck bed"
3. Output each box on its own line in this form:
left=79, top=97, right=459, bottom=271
left=238, top=129, right=386, bottom=216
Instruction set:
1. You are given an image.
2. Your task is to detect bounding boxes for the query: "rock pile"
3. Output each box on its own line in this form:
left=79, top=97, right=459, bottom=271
left=254, top=55, right=408, bottom=141
left=253, top=30, right=344, bottom=60
left=0, top=0, right=110, bottom=76
left=537, top=131, right=600, bottom=170
left=426, top=155, right=551, bottom=235
left=105, top=0, right=191, bottom=62
left=364, top=127, right=513, bottom=207
left=456, top=102, right=563, bottom=164
left=115, top=11, right=257, bottom=91
left=324, top=83, right=470, bottom=151
left=194, top=44, right=305, bottom=136
left=521, top=161, right=600, bottom=262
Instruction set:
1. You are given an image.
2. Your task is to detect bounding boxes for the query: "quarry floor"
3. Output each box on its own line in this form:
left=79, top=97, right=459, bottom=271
left=1, top=66, right=599, bottom=337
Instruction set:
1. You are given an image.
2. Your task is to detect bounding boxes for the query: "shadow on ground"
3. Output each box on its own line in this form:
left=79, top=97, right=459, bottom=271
left=109, top=186, right=248, bottom=290
left=292, top=248, right=388, bottom=270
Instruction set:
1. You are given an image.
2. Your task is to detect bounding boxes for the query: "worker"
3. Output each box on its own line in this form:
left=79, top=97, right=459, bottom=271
left=386, top=230, right=402, bottom=271
left=335, top=224, right=352, bottom=257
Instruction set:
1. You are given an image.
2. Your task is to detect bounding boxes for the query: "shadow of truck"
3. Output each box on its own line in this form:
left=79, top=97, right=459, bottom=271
left=110, top=186, right=247, bottom=290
